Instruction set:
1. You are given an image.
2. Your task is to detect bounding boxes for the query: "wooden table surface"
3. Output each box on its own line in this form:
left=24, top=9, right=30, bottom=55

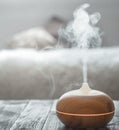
left=0, top=100, right=118, bottom=130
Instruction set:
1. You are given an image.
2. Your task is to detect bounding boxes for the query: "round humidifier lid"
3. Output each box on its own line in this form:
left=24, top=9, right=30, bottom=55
left=56, top=83, right=115, bottom=115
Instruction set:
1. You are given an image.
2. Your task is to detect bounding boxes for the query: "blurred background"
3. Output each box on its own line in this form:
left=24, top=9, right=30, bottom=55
left=0, top=0, right=119, bottom=99
left=0, top=0, right=119, bottom=49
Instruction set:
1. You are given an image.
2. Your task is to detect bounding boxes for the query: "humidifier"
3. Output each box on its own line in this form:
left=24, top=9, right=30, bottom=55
left=56, top=83, right=115, bottom=128
left=56, top=3, right=115, bottom=128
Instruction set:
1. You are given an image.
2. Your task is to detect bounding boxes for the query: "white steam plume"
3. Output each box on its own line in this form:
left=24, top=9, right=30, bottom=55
left=59, top=3, right=102, bottom=48
left=58, top=3, right=103, bottom=83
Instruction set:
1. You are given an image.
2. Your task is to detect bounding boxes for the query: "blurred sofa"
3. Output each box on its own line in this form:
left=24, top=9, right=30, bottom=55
left=0, top=0, right=119, bottom=100
left=0, top=48, right=119, bottom=99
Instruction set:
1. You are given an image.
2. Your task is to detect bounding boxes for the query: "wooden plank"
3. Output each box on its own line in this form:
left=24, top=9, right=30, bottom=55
left=0, top=100, right=118, bottom=130
left=10, top=100, right=53, bottom=130
left=114, top=101, right=119, bottom=117
left=0, top=100, right=28, bottom=130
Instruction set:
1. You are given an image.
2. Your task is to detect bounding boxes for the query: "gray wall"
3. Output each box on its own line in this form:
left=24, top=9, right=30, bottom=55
left=0, top=0, right=119, bottom=48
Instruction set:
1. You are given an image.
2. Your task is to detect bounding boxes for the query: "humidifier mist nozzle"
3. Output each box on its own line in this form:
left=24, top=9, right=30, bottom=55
left=80, top=82, right=91, bottom=94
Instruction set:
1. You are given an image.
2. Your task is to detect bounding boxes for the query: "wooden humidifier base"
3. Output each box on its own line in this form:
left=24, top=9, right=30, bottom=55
left=56, top=83, right=115, bottom=128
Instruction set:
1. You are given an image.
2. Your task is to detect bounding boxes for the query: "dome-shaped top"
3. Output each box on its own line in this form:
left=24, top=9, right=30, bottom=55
left=56, top=83, right=115, bottom=115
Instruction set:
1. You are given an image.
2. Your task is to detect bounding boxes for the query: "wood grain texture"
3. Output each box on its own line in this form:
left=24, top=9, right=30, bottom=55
left=0, top=100, right=28, bottom=130
left=10, top=100, right=53, bottom=130
left=0, top=100, right=118, bottom=130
